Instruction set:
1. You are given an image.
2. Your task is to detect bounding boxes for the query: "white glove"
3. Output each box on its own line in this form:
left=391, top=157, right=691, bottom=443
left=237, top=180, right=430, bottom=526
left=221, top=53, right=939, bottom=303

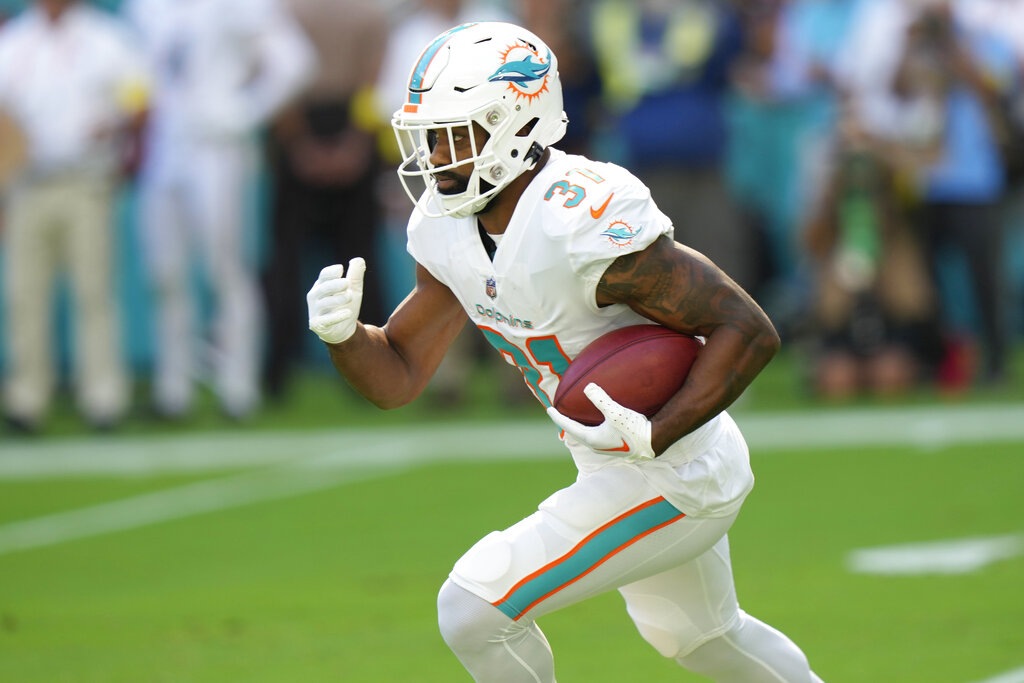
left=307, top=257, right=366, bottom=344
left=546, top=383, right=655, bottom=463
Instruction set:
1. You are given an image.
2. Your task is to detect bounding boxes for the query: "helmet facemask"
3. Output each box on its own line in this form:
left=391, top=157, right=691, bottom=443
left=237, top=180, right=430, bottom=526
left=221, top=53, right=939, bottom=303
left=394, top=103, right=519, bottom=218
left=392, top=22, right=567, bottom=219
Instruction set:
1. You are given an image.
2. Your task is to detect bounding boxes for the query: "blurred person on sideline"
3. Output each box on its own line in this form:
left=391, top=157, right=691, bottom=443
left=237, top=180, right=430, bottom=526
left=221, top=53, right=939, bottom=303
left=726, top=0, right=857, bottom=334
left=122, top=0, right=314, bottom=420
left=957, top=0, right=1024, bottom=360
left=802, top=106, right=939, bottom=400
left=374, top=0, right=516, bottom=407
left=308, top=22, right=825, bottom=682
left=588, top=0, right=751, bottom=290
left=835, top=0, right=1017, bottom=390
left=261, top=0, right=388, bottom=402
left=0, top=0, right=148, bottom=434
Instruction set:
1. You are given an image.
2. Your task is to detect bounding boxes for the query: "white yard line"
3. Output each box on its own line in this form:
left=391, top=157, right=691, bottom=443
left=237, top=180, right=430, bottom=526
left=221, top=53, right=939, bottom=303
left=0, top=421, right=560, bottom=479
left=968, top=667, right=1024, bottom=683
left=1, top=403, right=1023, bottom=480
left=0, top=424, right=559, bottom=556
left=739, top=403, right=1024, bottom=451
left=0, top=463, right=402, bottom=556
left=848, top=534, right=1024, bottom=575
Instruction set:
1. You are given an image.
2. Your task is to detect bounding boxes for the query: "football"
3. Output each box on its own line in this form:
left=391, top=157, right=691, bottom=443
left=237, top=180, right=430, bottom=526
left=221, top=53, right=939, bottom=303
left=552, top=325, right=702, bottom=426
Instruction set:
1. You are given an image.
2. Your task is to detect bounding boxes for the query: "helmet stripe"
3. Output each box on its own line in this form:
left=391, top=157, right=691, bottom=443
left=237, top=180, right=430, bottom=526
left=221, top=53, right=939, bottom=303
left=407, top=22, right=477, bottom=105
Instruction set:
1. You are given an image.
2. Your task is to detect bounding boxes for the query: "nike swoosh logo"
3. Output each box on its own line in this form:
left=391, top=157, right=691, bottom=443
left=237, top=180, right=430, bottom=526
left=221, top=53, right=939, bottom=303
left=598, top=439, right=630, bottom=453
left=590, top=193, right=613, bottom=219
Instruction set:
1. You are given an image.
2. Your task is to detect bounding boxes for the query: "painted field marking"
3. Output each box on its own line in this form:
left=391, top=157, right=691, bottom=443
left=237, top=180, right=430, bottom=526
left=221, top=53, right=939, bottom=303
left=0, top=424, right=560, bottom=556
left=847, top=534, right=1024, bottom=575
left=0, top=462, right=404, bottom=556
left=2, top=403, right=1023, bottom=480
left=737, top=403, right=1024, bottom=451
left=968, top=666, right=1024, bottom=683
left=0, top=421, right=559, bottom=479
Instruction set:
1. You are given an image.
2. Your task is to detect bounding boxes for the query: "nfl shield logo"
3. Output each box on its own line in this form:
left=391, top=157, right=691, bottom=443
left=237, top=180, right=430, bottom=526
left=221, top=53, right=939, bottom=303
left=485, top=277, right=497, bottom=300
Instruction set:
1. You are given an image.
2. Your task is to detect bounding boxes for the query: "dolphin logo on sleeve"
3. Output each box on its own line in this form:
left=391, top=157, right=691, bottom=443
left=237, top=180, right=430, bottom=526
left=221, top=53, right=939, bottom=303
left=601, top=221, right=642, bottom=247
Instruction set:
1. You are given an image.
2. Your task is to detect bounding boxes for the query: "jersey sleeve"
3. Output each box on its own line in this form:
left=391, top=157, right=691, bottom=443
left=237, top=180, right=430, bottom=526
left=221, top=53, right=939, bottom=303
left=564, top=163, right=674, bottom=292
left=405, top=208, right=449, bottom=285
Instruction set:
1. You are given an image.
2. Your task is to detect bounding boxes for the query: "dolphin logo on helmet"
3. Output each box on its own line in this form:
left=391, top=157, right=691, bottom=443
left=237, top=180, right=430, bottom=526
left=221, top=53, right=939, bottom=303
left=487, top=51, right=552, bottom=85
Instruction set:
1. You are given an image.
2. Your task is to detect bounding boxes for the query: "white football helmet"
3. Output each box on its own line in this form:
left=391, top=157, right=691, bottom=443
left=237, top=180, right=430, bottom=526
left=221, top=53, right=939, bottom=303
left=392, top=22, right=568, bottom=218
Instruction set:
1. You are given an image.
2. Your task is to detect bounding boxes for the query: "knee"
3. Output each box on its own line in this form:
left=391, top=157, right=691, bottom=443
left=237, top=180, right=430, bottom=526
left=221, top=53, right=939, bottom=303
left=628, top=596, right=736, bottom=660
left=437, top=579, right=521, bottom=653
left=438, top=579, right=491, bottom=650
left=437, top=579, right=473, bottom=647
left=633, top=616, right=714, bottom=660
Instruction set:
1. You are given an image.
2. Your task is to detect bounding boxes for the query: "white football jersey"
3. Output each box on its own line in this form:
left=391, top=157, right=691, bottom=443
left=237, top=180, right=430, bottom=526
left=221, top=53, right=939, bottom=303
left=409, top=148, right=751, bottom=518
left=409, top=148, right=674, bottom=409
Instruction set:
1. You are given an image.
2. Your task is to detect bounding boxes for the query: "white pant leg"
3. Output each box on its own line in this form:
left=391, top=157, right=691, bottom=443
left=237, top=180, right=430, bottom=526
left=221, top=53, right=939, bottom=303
left=618, top=534, right=741, bottom=659
left=438, top=580, right=556, bottom=683
left=674, top=610, right=825, bottom=682
left=189, top=143, right=261, bottom=416
left=441, top=463, right=739, bottom=681
left=449, top=464, right=738, bottom=622
left=138, top=173, right=194, bottom=414
left=621, top=538, right=825, bottom=681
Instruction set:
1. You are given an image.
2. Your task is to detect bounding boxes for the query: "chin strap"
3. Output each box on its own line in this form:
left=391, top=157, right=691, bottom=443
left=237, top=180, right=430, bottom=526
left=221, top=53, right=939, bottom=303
left=525, top=142, right=545, bottom=165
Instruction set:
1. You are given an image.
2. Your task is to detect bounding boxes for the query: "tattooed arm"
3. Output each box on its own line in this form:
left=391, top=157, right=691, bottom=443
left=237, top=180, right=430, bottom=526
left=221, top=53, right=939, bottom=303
left=596, top=235, right=780, bottom=454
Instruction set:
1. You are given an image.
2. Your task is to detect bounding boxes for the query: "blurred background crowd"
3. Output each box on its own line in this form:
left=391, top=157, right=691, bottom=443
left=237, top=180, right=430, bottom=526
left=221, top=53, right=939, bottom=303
left=1, top=0, right=1023, bottom=436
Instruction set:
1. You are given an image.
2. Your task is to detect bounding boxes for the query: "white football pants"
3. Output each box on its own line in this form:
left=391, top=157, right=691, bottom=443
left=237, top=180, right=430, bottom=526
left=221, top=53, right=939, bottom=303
left=438, top=461, right=824, bottom=682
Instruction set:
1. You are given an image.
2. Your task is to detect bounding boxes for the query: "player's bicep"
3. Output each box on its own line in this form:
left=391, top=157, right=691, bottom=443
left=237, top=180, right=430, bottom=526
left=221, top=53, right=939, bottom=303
left=382, top=264, right=467, bottom=384
left=596, top=235, right=763, bottom=338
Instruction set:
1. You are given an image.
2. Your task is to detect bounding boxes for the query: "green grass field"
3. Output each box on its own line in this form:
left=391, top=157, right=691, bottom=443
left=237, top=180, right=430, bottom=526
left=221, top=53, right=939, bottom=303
left=1, top=352, right=1023, bottom=682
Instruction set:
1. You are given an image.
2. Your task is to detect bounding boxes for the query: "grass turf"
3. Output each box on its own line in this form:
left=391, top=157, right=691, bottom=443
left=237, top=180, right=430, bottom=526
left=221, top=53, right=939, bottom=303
left=1, top=438, right=1022, bottom=682
left=2, top=347, right=1023, bottom=680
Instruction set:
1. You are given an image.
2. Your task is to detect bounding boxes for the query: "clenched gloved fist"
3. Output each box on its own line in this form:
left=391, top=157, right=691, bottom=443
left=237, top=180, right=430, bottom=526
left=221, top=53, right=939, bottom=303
left=546, top=383, right=655, bottom=463
left=307, top=257, right=366, bottom=344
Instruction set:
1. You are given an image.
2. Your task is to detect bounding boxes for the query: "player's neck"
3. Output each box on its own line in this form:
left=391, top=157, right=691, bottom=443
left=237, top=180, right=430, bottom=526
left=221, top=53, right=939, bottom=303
left=477, top=148, right=551, bottom=236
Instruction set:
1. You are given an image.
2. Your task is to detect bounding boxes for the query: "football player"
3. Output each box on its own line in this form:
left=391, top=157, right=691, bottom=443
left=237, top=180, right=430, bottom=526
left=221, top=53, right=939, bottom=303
left=308, top=22, right=825, bottom=683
